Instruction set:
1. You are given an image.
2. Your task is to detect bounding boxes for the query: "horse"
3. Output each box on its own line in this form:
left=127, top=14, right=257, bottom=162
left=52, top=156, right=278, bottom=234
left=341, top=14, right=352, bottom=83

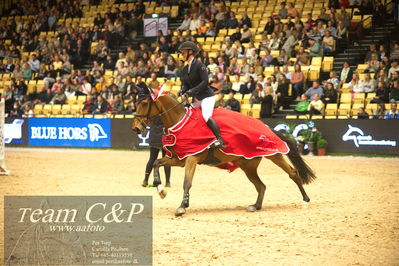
left=132, top=90, right=317, bottom=216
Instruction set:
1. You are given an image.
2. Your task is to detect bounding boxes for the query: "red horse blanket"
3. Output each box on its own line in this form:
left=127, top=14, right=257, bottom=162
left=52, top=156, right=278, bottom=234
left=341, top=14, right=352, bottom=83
left=162, top=107, right=290, bottom=170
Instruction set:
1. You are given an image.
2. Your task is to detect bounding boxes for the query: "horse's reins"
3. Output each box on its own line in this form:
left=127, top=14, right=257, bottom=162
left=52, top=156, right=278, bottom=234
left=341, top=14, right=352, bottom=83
left=134, top=96, right=197, bottom=130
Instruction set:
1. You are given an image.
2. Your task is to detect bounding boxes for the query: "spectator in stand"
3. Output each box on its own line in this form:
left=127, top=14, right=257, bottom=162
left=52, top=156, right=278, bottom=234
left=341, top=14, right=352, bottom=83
left=287, top=2, right=299, bottom=18
left=348, top=73, right=363, bottom=94
left=50, top=88, right=66, bottom=104
left=371, top=81, right=389, bottom=103
left=321, top=31, right=335, bottom=53
left=240, top=12, right=252, bottom=28
left=28, top=54, right=40, bottom=73
left=388, top=60, right=399, bottom=81
left=307, top=93, right=325, bottom=116
left=275, top=74, right=291, bottom=110
left=309, top=38, right=323, bottom=57
left=364, top=44, right=379, bottom=63
left=147, top=72, right=160, bottom=90
left=21, top=63, right=32, bottom=80
left=384, top=103, right=399, bottom=119
left=322, top=82, right=338, bottom=103
left=240, top=24, right=252, bottom=43
left=224, top=91, right=240, bottom=112
left=226, top=12, right=238, bottom=29
left=177, top=14, right=191, bottom=31
left=278, top=2, right=288, bottom=19
left=258, top=86, right=274, bottom=118
left=366, top=52, right=380, bottom=73
left=359, top=73, right=376, bottom=93
left=390, top=42, right=399, bottom=61
left=295, top=94, right=310, bottom=114
left=80, top=78, right=92, bottom=95
left=372, top=102, right=386, bottom=119
left=264, top=17, right=275, bottom=35
left=324, top=71, right=339, bottom=90
left=339, top=61, right=354, bottom=87
left=390, top=79, right=399, bottom=102
left=239, top=76, right=256, bottom=95
left=357, top=107, right=369, bottom=119
left=305, top=80, right=324, bottom=100
left=93, top=95, right=108, bottom=114
left=250, top=83, right=263, bottom=104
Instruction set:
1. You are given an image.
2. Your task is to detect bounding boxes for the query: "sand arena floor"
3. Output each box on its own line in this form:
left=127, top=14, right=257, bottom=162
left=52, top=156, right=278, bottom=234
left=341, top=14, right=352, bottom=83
left=0, top=148, right=398, bottom=266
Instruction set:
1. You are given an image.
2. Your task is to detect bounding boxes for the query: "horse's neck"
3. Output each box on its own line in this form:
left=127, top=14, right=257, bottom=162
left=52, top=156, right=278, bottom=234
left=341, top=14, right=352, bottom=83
left=157, top=95, right=185, bottom=129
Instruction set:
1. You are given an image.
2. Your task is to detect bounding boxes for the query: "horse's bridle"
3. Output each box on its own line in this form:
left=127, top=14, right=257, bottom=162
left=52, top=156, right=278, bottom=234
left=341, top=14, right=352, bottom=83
left=133, top=96, right=186, bottom=129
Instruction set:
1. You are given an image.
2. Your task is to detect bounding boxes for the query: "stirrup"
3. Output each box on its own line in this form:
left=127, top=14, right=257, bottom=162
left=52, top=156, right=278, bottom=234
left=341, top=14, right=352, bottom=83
left=213, top=139, right=226, bottom=149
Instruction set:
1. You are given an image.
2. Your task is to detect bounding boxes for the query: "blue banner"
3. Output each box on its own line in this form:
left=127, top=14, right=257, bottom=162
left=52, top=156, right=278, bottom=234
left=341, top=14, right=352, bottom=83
left=28, top=118, right=111, bottom=147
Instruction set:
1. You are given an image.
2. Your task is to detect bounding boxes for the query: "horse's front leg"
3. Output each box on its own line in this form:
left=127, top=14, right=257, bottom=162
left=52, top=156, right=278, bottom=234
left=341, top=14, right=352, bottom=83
left=175, top=156, right=198, bottom=217
left=153, top=156, right=185, bottom=191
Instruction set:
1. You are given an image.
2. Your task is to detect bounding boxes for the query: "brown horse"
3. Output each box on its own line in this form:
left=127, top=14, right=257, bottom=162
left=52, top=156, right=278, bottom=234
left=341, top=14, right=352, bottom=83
left=132, top=90, right=316, bottom=216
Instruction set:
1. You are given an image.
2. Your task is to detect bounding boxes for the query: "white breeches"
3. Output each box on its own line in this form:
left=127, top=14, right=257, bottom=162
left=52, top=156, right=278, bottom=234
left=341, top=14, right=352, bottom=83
left=192, top=95, right=215, bottom=122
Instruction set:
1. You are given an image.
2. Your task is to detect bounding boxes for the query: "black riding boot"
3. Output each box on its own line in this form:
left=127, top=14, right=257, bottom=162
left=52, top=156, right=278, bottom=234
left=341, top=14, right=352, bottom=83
left=206, top=117, right=226, bottom=149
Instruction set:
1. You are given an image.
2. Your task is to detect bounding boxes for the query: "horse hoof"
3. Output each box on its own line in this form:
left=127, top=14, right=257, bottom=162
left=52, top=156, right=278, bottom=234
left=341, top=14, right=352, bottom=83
left=142, top=181, right=148, bottom=187
left=303, top=197, right=310, bottom=202
left=157, top=185, right=167, bottom=199
left=175, top=207, right=186, bottom=216
left=247, top=205, right=259, bottom=212
left=165, top=182, right=171, bottom=187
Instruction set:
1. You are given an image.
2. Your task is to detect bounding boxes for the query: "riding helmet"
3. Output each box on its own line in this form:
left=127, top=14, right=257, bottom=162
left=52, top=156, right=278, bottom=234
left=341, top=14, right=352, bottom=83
left=178, top=41, right=199, bottom=54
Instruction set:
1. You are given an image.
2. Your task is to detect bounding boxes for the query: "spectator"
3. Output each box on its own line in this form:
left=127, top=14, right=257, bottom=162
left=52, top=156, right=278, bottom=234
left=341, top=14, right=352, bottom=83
left=390, top=79, right=399, bottom=103
left=226, top=12, right=238, bottom=29
left=357, top=107, right=369, bottom=119
left=309, top=38, right=323, bottom=57
left=390, top=42, right=399, bottom=61
left=80, top=78, right=92, bottom=95
left=287, top=2, right=299, bottom=18
left=28, top=54, right=40, bottom=73
left=384, top=103, right=399, bottom=119
left=321, top=31, right=335, bottom=53
left=239, top=76, right=256, bottom=95
left=322, top=82, right=338, bottom=103
left=240, top=12, right=252, bottom=28
left=240, top=24, right=252, bottom=43
left=250, top=83, right=263, bottom=104
left=50, top=88, right=67, bottom=104
left=264, top=17, right=275, bottom=35
left=325, top=71, right=340, bottom=90
left=275, top=74, right=291, bottom=110
left=307, top=93, right=325, bottom=116
left=366, top=52, right=380, bottom=73
left=224, top=91, right=240, bottom=112
left=295, top=94, right=310, bottom=114
left=359, top=73, right=376, bottom=93
left=259, top=86, right=274, bottom=118
left=372, top=103, right=385, bottom=119
left=339, top=61, right=354, bottom=86
left=348, top=73, right=363, bottom=93
left=364, top=44, right=379, bottom=63
left=189, top=13, right=201, bottom=31
left=388, top=60, right=399, bottom=81
left=305, top=80, right=324, bottom=100
left=177, top=14, right=191, bottom=31
left=21, top=63, right=32, bottom=80
left=371, top=81, right=389, bottom=103
left=278, top=2, right=288, bottom=19
left=93, top=95, right=108, bottom=114
left=148, top=73, right=160, bottom=90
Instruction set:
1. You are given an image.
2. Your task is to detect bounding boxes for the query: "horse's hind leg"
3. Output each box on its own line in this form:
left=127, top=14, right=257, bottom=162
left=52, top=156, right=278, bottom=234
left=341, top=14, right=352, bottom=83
left=236, top=157, right=265, bottom=212
left=268, top=154, right=310, bottom=202
left=175, top=156, right=198, bottom=216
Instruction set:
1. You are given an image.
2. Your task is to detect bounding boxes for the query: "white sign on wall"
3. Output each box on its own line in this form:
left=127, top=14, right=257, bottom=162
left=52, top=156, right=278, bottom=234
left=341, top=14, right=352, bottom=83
left=144, top=15, right=168, bottom=37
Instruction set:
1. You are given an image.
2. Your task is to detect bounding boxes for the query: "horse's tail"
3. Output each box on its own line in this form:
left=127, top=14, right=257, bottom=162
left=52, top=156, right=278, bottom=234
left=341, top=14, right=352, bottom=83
left=273, top=130, right=317, bottom=185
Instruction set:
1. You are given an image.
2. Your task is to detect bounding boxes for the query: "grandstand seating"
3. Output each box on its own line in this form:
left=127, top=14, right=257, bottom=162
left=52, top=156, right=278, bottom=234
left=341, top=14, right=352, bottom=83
left=0, top=0, right=396, bottom=119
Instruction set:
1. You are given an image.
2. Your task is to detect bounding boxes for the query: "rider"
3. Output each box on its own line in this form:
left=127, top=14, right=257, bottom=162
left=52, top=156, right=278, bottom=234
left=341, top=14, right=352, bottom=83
left=178, top=41, right=226, bottom=149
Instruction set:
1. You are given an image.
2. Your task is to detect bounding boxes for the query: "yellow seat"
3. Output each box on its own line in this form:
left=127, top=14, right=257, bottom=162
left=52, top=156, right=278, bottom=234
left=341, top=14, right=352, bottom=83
left=340, top=93, right=352, bottom=104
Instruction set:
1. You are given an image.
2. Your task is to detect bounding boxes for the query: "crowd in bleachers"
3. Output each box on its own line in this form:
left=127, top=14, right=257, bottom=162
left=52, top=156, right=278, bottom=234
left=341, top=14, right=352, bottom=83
left=0, top=0, right=398, bottom=119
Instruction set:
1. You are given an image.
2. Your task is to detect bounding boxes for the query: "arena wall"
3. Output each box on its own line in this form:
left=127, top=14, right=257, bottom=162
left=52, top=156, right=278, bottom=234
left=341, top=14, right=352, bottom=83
left=5, top=118, right=399, bottom=155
